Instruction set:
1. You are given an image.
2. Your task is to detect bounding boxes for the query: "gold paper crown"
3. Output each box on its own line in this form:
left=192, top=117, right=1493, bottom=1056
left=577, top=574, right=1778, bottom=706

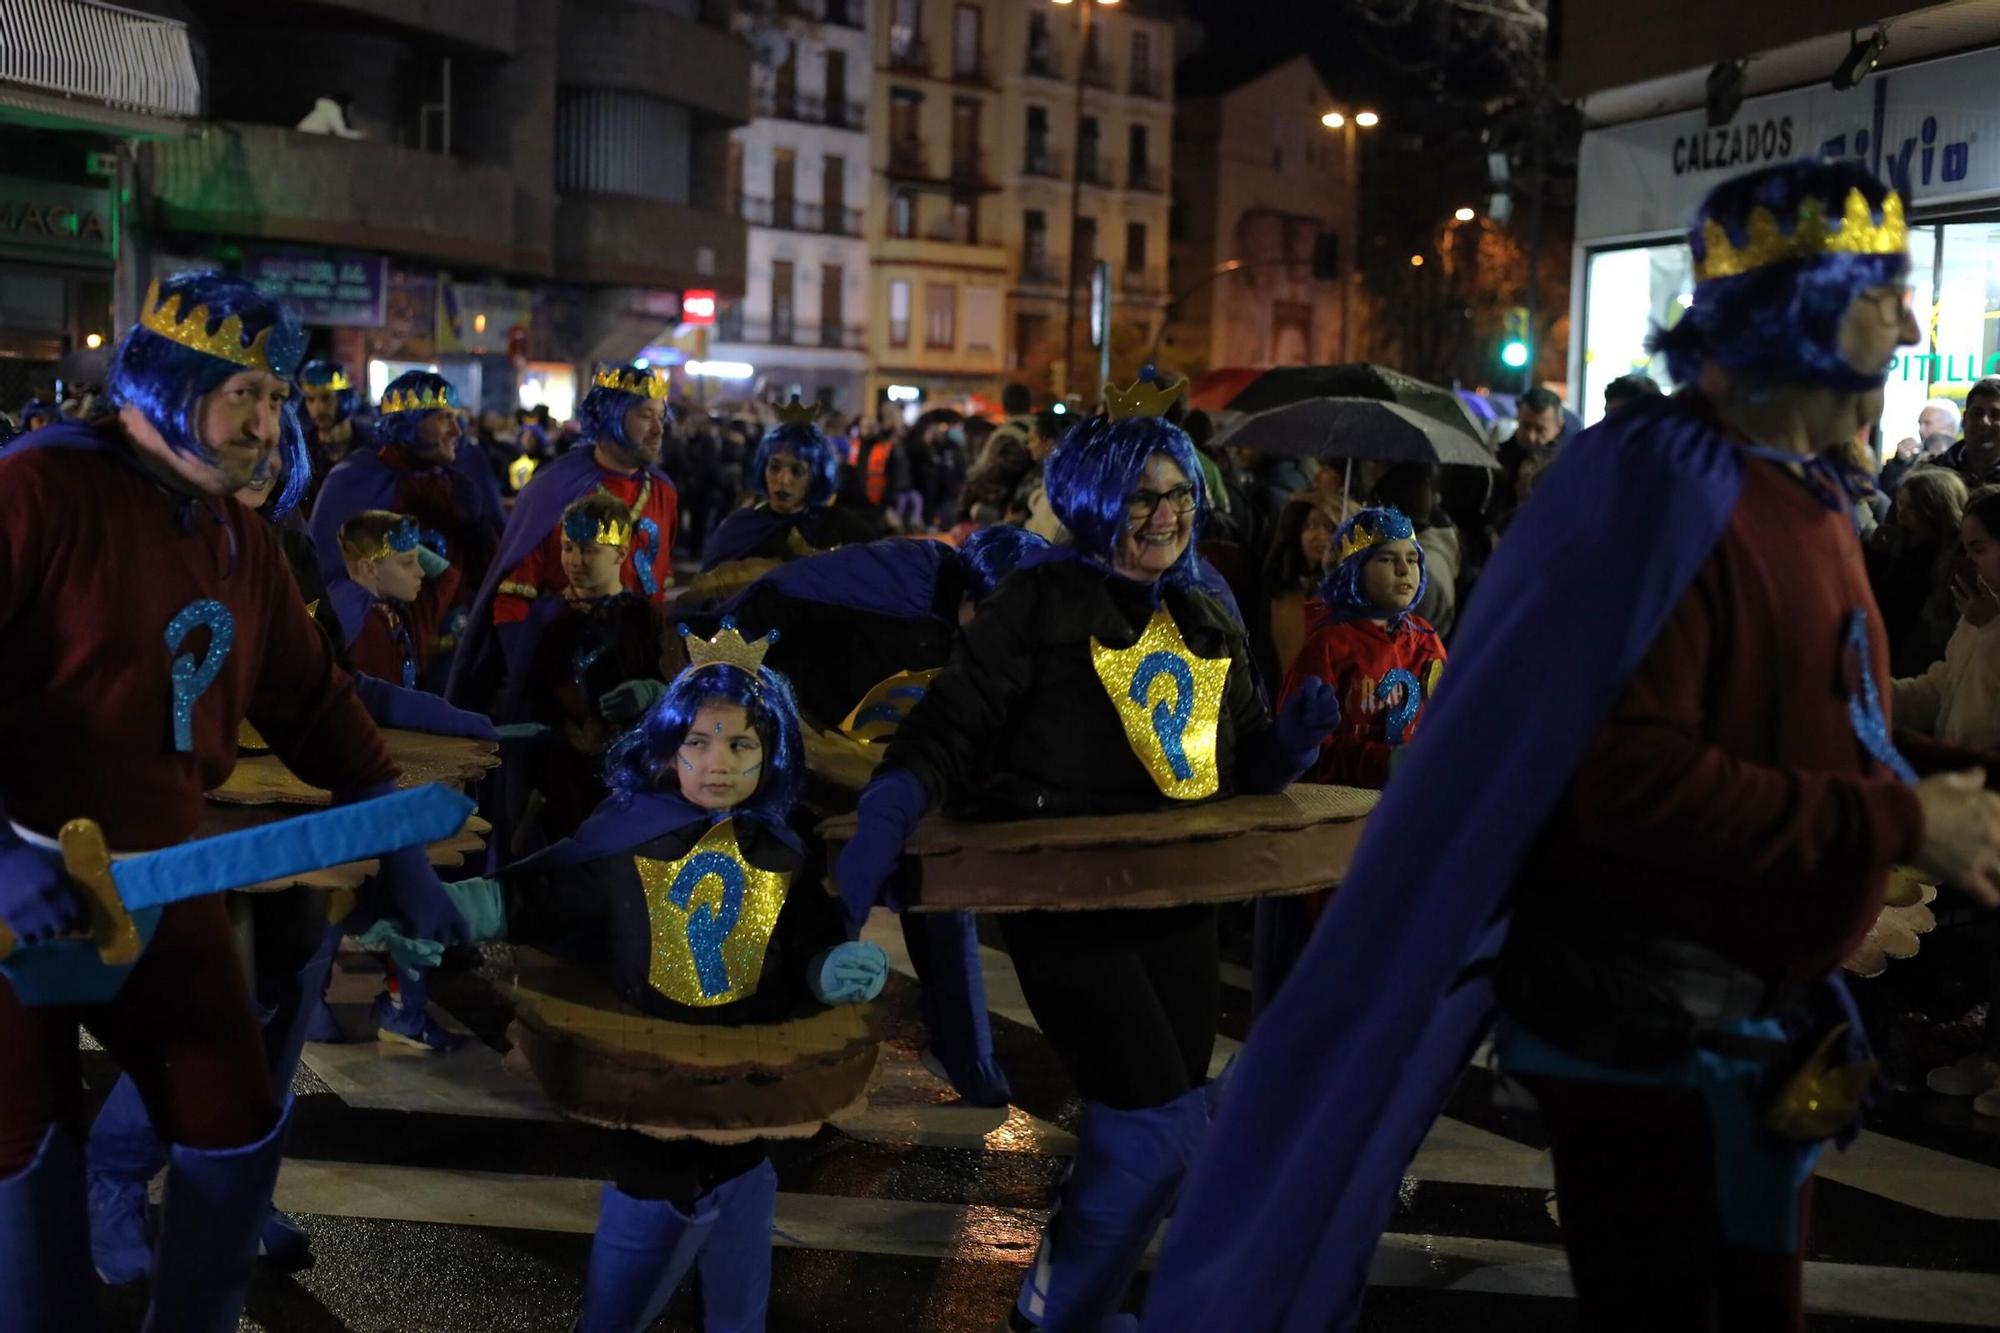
left=1696, top=188, right=1908, bottom=282
left=138, top=279, right=281, bottom=372
left=770, top=394, right=823, bottom=427
left=1334, top=524, right=1382, bottom=566
left=1105, top=374, right=1186, bottom=422
left=593, top=363, right=670, bottom=400
left=318, top=369, right=352, bottom=392
left=680, top=618, right=775, bottom=672
left=381, top=383, right=458, bottom=415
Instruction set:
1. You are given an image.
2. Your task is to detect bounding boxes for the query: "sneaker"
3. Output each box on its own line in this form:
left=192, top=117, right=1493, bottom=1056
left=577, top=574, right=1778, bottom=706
left=370, top=990, right=466, bottom=1053
left=1926, top=1052, right=2000, bottom=1097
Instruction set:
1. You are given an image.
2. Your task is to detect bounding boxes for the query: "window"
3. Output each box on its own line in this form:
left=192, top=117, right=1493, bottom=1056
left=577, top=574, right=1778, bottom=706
left=1131, top=31, right=1153, bottom=93
left=1125, top=221, right=1147, bottom=273
left=889, top=279, right=911, bottom=347
left=1080, top=115, right=1101, bottom=182
left=948, top=196, right=978, bottom=244
left=822, top=153, right=847, bottom=232
left=954, top=4, right=983, bottom=79
left=890, top=189, right=916, bottom=239
left=1026, top=105, right=1053, bottom=174
left=891, top=0, right=919, bottom=47
left=726, top=138, right=743, bottom=217
left=1073, top=215, right=1097, bottom=284
left=770, top=259, right=795, bottom=344
left=826, top=50, right=848, bottom=118
left=1023, top=209, right=1048, bottom=267
left=1026, top=11, right=1056, bottom=77
left=772, top=147, right=796, bottom=229
left=1272, top=300, right=1312, bottom=365
left=952, top=97, right=981, bottom=178
left=1013, top=311, right=1049, bottom=370
left=925, top=283, right=956, bottom=348
left=1128, top=124, right=1151, bottom=188
left=820, top=264, right=844, bottom=345
left=965, top=286, right=999, bottom=354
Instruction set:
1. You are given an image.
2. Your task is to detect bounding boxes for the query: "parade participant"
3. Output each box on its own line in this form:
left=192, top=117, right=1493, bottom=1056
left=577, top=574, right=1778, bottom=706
left=698, top=398, right=877, bottom=571
left=1145, top=161, right=2000, bottom=1333
left=436, top=629, right=887, bottom=1332
left=835, top=377, right=1340, bottom=1331
left=17, top=394, right=61, bottom=435
left=448, top=362, right=678, bottom=712
left=0, top=270, right=468, bottom=1329
left=332, top=511, right=463, bottom=690
left=298, top=358, right=358, bottom=503
left=309, top=369, right=505, bottom=600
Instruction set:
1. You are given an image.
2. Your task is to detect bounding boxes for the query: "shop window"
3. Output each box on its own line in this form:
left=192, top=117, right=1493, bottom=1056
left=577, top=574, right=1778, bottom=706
left=1578, top=242, right=1694, bottom=427
left=889, top=279, right=911, bottom=347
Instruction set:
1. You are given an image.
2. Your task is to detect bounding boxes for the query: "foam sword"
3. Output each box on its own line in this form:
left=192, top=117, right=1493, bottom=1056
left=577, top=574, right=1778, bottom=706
left=0, top=782, right=475, bottom=1006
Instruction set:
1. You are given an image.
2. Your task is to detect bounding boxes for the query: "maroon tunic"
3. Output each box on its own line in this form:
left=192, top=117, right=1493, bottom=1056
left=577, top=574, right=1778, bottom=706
left=0, top=434, right=396, bottom=850
left=1517, top=458, right=1925, bottom=983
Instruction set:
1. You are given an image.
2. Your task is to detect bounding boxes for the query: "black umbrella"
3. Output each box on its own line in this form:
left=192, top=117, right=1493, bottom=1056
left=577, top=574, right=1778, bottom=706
left=1207, top=396, right=1496, bottom=470
left=1216, top=363, right=1491, bottom=446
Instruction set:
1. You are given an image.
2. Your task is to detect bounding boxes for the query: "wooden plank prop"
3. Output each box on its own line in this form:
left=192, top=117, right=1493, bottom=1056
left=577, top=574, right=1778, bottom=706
left=208, top=729, right=500, bottom=806
left=819, top=783, right=1377, bottom=912
left=1843, top=869, right=1940, bottom=979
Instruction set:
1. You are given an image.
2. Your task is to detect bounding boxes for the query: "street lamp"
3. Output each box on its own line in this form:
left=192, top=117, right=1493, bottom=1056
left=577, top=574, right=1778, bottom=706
left=1453, top=206, right=1476, bottom=222
left=1320, top=107, right=1381, bottom=359
left=1056, top=0, right=1119, bottom=405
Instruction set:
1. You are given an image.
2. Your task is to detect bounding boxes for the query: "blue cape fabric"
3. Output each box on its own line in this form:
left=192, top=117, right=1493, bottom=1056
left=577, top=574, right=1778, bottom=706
left=701, top=504, right=805, bottom=569
left=715, top=538, right=954, bottom=624
left=446, top=444, right=675, bottom=708
left=505, top=789, right=801, bottom=875
left=308, top=441, right=504, bottom=580
left=325, top=575, right=374, bottom=647
left=1140, top=395, right=1746, bottom=1332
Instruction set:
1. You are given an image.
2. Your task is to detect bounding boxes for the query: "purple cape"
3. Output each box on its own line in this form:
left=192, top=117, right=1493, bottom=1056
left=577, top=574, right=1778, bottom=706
left=715, top=538, right=955, bottom=623
left=308, top=442, right=507, bottom=581
left=506, top=789, right=802, bottom=874
left=1140, top=396, right=1744, bottom=1332
left=700, top=504, right=804, bottom=569
left=445, top=444, right=675, bottom=708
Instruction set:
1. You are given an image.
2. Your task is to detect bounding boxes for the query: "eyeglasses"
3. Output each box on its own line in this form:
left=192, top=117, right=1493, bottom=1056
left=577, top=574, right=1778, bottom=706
left=1125, top=483, right=1197, bottom=522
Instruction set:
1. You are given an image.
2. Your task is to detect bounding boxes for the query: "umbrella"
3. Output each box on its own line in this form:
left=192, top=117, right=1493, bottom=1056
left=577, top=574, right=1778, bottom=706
left=1211, top=363, right=1490, bottom=447
left=1208, top=397, right=1496, bottom=470
left=1188, top=367, right=1266, bottom=413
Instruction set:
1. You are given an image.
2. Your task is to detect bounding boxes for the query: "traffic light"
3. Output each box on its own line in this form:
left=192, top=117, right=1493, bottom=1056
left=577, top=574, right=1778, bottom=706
left=1500, top=306, right=1530, bottom=370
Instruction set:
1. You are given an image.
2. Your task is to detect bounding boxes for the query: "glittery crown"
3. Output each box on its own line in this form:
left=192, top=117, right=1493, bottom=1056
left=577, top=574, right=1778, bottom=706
left=1696, top=188, right=1908, bottom=283
left=1333, top=508, right=1416, bottom=566
left=137, top=279, right=305, bottom=379
left=563, top=508, right=633, bottom=548
left=593, top=363, right=669, bottom=400
left=769, top=395, right=823, bottom=427
left=350, top=516, right=421, bottom=563
left=678, top=617, right=776, bottom=672
left=1105, top=373, right=1186, bottom=422
left=381, top=382, right=460, bottom=415
left=306, top=368, right=352, bottom=393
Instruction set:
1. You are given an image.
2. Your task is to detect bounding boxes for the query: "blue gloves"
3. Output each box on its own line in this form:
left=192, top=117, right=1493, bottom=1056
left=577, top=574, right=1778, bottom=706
left=834, top=768, right=930, bottom=926
left=1275, top=675, right=1342, bottom=766
left=442, top=877, right=508, bottom=943
left=809, top=941, right=890, bottom=1005
left=599, top=678, right=669, bottom=727
left=352, top=674, right=499, bottom=741
left=376, top=844, right=471, bottom=949
left=416, top=545, right=451, bottom=579
left=0, top=824, right=83, bottom=946
left=356, top=919, right=444, bottom=973
left=494, top=722, right=551, bottom=744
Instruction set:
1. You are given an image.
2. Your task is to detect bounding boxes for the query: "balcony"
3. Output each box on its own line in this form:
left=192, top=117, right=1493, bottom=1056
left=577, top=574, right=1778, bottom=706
left=1078, top=153, right=1114, bottom=188
left=753, top=87, right=867, bottom=132
left=1, top=0, right=200, bottom=135
left=1024, top=48, right=1062, bottom=81
left=1129, top=68, right=1165, bottom=99
left=1022, top=145, right=1064, bottom=179
left=950, top=148, right=992, bottom=188
left=148, top=122, right=537, bottom=272
left=822, top=0, right=865, bottom=29
left=555, top=193, right=746, bottom=292
left=1018, top=254, right=1065, bottom=289
left=825, top=98, right=867, bottom=131
left=951, top=55, right=992, bottom=86
left=888, top=36, right=930, bottom=75
left=714, top=318, right=867, bottom=353
left=1083, top=59, right=1114, bottom=90
left=1128, top=162, right=1164, bottom=192
left=559, top=0, right=751, bottom=125
left=736, top=194, right=864, bottom=238
left=887, top=138, right=930, bottom=179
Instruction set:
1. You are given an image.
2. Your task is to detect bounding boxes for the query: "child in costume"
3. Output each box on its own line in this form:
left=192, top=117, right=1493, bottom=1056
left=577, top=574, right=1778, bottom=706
left=332, top=511, right=462, bottom=690
left=436, top=630, right=887, bottom=1332
left=837, top=377, right=1340, bottom=1332
left=1279, top=505, right=1446, bottom=789
left=697, top=398, right=878, bottom=573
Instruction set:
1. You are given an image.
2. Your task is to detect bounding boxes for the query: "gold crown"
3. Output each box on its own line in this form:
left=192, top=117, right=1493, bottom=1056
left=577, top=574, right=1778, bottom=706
left=381, top=383, right=458, bottom=414
left=138, top=279, right=289, bottom=374
left=680, top=618, right=775, bottom=672
left=306, top=367, right=352, bottom=393
left=1696, top=188, right=1908, bottom=282
left=770, top=394, right=822, bottom=427
left=1334, top=525, right=1381, bottom=566
left=593, top=363, right=670, bottom=400
left=1105, top=374, right=1186, bottom=422
left=595, top=518, right=634, bottom=548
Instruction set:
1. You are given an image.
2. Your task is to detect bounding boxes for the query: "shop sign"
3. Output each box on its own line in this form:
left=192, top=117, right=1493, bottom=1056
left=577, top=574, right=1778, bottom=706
left=1891, top=350, right=2000, bottom=386
left=0, top=174, right=113, bottom=263
left=244, top=249, right=387, bottom=327
left=1578, top=45, right=2000, bottom=242
left=437, top=280, right=531, bottom=355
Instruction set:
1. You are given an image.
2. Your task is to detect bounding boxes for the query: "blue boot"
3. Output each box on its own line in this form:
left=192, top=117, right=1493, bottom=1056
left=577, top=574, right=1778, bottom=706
left=0, top=1122, right=100, bottom=1332
left=252, top=916, right=344, bottom=1272
left=694, top=1159, right=777, bottom=1333
left=372, top=968, right=464, bottom=1053
left=141, top=1095, right=294, bottom=1333
left=575, top=1183, right=719, bottom=1333
left=1013, top=1089, right=1209, bottom=1332
left=903, top=911, right=1012, bottom=1106
left=86, top=1073, right=165, bottom=1284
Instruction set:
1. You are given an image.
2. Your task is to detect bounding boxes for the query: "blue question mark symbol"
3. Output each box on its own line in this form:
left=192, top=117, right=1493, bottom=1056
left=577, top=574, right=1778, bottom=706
left=633, top=518, right=661, bottom=597
left=1377, top=667, right=1421, bottom=747
left=1131, top=652, right=1195, bottom=780
left=164, top=599, right=235, bottom=752
left=1843, top=610, right=1917, bottom=784
left=853, top=684, right=931, bottom=733
left=669, top=851, right=747, bottom=997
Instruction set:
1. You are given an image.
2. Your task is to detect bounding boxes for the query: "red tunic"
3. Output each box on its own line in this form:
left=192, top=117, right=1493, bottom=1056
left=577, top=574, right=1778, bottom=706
left=0, top=436, right=395, bottom=850
left=1518, top=459, right=1925, bottom=982
left=493, top=463, right=679, bottom=625
left=1280, top=614, right=1446, bottom=789
left=344, top=566, right=462, bottom=685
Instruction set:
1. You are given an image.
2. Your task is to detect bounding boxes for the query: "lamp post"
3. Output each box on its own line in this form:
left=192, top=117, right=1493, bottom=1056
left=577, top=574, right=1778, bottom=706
left=1321, top=108, right=1379, bottom=361
left=1055, top=0, right=1117, bottom=406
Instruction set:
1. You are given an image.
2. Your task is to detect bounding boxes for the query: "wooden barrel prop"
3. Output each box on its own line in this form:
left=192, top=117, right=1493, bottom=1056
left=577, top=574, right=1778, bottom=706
left=506, top=948, right=879, bottom=1142
left=819, top=782, right=1377, bottom=913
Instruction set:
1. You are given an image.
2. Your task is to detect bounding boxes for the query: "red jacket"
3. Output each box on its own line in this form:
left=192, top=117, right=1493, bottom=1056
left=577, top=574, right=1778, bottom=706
left=1280, top=613, right=1446, bottom=789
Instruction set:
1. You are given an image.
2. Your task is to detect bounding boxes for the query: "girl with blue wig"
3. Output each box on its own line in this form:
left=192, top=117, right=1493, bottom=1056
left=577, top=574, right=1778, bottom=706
left=834, top=377, right=1340, bottom=1331
left=697, top=397, right=879, bottom=571
left=435, top=629, right=887, bottom=1332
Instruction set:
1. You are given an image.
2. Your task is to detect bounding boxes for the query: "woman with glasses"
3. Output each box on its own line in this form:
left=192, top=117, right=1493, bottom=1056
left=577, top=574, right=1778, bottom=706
left=834, top=376, right=1339, bottom=1332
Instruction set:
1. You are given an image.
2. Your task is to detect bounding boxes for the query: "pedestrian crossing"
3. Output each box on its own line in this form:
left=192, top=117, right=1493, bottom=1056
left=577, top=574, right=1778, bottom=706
left=83, top=911, right=2000, bottom=1330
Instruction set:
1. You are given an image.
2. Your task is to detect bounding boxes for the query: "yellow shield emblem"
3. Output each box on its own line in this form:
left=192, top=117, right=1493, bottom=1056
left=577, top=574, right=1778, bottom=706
left=838, top=667, right=940, bottom=743
left=509, top=455, right=538, bottom=491
left=635, top=819, right=791, bottom=1007
left=1089, top=608, right=1229, bottom=801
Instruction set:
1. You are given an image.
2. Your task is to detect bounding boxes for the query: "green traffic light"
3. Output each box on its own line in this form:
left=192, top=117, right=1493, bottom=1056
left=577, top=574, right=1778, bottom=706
left=1500, top=341, right=1530, bottom=369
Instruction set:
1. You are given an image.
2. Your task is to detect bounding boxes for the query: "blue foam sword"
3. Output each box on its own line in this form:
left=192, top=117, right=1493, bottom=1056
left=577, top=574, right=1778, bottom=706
left=0, top=782, right=475, bottom=1006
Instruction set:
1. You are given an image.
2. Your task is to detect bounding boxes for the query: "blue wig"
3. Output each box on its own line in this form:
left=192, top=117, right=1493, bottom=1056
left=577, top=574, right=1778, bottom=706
left=957, top=523, right=1050, bottom=604
left=604, top=660, right=806, bottom=829
left=1649, top=160, right=1910, bottom=392
left=580, top=362, right=672, bottom=454
left=750, top=422, right=841, bottom=508
left=106, top=270, right=306, bottom=471
left=374, top=370, right=462, bottom=456
left=299, top=359, right=357, bottom=424
left=1314, top=506, right=1428, bottom=632
left=1043, top=412, right=1207, bottom=588
left=18, top=397, right=59, bottom=429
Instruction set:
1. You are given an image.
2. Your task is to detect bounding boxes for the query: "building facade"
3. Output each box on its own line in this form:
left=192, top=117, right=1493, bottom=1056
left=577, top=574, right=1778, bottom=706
left=709, top=0, right=872, bottom=412
left=1164, top=54, right=1347, bottom=381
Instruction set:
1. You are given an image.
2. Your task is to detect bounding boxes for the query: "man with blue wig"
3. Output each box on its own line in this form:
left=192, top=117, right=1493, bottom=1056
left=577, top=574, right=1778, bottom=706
left=1143, top=160, right=2000, bottom=1332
